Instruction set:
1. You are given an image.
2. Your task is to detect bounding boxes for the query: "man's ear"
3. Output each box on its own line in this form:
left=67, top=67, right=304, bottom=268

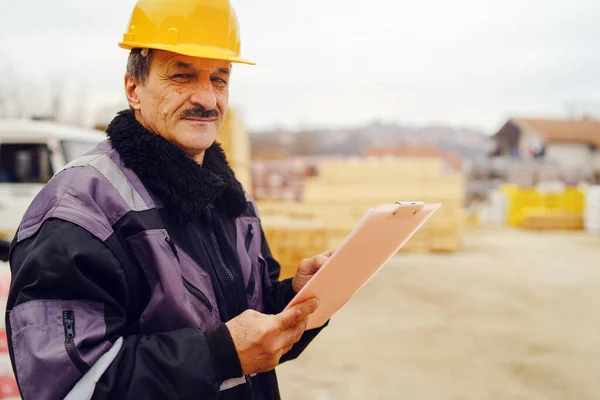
left=124, top=75, right=141, bottom=110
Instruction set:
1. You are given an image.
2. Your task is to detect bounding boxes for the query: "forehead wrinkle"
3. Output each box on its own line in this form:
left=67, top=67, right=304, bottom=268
left=160, top=53, right=231, bottom=73
left=176, top=61, right=192, bottom=69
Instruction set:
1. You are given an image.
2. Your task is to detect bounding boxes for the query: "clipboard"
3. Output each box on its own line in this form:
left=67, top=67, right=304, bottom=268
left=285, top=202, right=441, bottom=330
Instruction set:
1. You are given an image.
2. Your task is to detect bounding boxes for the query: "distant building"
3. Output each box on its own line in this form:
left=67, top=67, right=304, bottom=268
left=490, top=116, right=600, bottom=176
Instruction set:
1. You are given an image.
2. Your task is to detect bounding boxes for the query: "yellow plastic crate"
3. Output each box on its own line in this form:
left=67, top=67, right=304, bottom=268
left=507, top=188, right=542, bottom=227
left=520, top=208, right=584, bottom=231
left=562, top=188, right=585, bottom=214
left=506, top=188, right=585, bottom=227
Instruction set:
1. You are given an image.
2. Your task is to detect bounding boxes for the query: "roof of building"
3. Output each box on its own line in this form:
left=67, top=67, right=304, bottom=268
left=505, top=117, right=600, bottom=147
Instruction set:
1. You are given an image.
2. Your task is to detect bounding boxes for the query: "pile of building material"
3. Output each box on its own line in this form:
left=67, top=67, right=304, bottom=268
left=260, top=217, right=330, bottom=280
left=258, top=157, right=466, bottom=259
left=584, top=186, right=600, bottom=234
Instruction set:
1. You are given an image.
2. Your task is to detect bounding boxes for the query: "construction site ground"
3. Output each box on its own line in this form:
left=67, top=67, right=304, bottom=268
left=276, top=227, right=600, bottom=400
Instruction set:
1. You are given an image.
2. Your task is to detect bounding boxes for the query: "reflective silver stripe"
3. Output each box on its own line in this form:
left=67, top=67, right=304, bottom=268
left=59, top=152, right=149, bottom=212
left=64, top=337, right=124, bottom=400
left=220, top=376, right=247, bottom=391
left=60, top=154, right=104, bottom=173
left=87, top=154, right=149, bottom=211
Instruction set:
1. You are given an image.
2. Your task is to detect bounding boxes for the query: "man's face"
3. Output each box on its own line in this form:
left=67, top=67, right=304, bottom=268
left=125, top=50, right=231, bottom=163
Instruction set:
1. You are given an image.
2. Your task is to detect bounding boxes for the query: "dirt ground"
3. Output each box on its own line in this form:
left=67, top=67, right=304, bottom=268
left=276, top=227, right=600, bottom=400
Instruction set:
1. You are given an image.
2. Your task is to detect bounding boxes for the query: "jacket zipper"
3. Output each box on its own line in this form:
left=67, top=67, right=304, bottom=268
left=182, top=277, right=213, bottom=312
left=165, top=237, right=180, bottom=262
left=62, top=310, right=90, bottom=375
left=205, top=207, right=239, bottom=315
left=166, top=236, right=214, bottom=313
left=245, top=375, right=255, bottom=400
left=244, top=223, right=256, bottom=296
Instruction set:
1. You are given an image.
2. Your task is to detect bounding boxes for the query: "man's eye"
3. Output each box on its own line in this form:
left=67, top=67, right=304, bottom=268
left=172, top=74, right=194, bottom=80
left=211, top=77, right=228, bottom=86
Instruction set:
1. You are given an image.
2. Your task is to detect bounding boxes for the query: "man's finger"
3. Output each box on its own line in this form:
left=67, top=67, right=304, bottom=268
left=297, top=251, right=334, bottom=276
left=313, top=254, right=329, bottom=269
left=322, top=248, right=336, bottom=258
left=280, top=318, right=309, bottom=350
left=297, top=256, right=317, bottom=274
left=277, top=298, right=319, bottom=330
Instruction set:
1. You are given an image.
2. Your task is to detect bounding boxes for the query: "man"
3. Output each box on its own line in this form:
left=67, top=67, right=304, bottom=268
left=5, top=0, right=332, bottom=398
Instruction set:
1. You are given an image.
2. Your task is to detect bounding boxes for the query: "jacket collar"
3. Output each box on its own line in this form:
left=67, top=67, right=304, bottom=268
left=105, top=109, right=248, bottom=223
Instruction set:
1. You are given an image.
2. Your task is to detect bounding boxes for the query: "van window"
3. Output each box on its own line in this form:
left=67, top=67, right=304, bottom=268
left=61, top=140, right=100, bottom=163
left=0, top=143, right=54, bottom=184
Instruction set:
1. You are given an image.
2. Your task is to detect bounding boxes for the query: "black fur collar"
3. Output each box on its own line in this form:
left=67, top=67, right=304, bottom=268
left=105, top=109, right=248, bottom=223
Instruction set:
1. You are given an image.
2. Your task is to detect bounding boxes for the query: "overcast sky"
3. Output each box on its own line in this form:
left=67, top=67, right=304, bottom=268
left=1, top=0, right=599, bottom=133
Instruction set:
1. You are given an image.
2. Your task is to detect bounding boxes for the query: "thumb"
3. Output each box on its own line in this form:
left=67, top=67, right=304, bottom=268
left=299, top=254, right=329, bottom=275
left=313, top=254, right=330, bottom=269
left=322, top=248, right=337, bottom=258
left=278, top=298, right=320, bottom=329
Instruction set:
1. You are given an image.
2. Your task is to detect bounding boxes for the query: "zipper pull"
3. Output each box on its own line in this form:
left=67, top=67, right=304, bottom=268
left=63, top=311, right=75, bottom=339
left=247, top=223, right=254, bottom=240
left=245, top=223, right=254, bottom=250
left=165, top=237, right=180, bottom=262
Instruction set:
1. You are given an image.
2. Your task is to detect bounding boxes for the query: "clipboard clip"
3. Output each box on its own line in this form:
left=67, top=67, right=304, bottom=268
left=392, top=202, right=425, bottom=216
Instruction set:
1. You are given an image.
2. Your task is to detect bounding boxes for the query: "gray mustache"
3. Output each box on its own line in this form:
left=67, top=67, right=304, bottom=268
left=181, top=107, right=220, bottom=119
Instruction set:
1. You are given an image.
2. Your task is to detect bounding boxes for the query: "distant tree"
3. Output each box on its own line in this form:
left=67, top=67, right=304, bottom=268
left=0, top=55, right=29, bottom=119
left=0, top=52, right=87, bottom=124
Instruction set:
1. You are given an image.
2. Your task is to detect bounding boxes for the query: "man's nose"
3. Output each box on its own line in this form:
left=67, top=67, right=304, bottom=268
left=189, top=77, right=217, bottom=111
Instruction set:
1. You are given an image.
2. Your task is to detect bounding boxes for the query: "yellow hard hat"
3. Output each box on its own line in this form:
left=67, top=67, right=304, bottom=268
left=119, top=0, right=254, bottom=65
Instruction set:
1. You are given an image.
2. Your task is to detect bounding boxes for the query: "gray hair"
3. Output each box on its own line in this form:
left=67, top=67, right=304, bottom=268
left=126, top=48, right=154, bottom=84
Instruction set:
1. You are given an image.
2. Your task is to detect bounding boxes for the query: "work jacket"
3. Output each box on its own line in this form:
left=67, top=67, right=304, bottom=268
left=5, top=110, right=326, bottom=399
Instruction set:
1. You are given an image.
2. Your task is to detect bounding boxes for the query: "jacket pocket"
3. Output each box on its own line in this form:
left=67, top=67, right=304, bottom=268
left=182, top=277, right=213, bottom=312
left=128, top=230, right=221, bottom=332
left=165, top=236, right=217, bottom=314
left=165, top=236, right=215, bottom=314
left=8, top=300, right=110, bottom=400
left=62, top=310, right=90, bottom=375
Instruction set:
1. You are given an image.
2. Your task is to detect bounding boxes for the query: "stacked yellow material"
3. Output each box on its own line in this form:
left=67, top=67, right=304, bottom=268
left=258, top=157, right=465, bottom=255
left=261, top=217, right=330, bottom=280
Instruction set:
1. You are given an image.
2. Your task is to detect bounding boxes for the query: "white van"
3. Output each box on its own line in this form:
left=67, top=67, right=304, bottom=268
left=0, top=119, right=105, bottom=240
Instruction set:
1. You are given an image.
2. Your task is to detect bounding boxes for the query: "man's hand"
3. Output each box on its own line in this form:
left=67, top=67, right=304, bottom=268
left=225, top=297, right=320, bottom=375
left=292, top=248, right=336, bottom=293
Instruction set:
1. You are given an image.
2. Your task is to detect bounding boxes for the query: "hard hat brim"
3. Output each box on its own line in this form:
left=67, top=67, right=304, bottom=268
left=118, top=41, right=256, bottom=65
